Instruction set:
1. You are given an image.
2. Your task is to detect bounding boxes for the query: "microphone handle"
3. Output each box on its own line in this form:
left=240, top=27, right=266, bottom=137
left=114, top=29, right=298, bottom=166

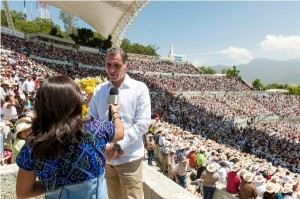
left=109, top=106, right=112, bottom=122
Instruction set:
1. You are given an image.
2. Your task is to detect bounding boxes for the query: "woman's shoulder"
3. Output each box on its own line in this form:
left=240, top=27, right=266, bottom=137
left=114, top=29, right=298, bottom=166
left=84, top=118, right=111, bottom=127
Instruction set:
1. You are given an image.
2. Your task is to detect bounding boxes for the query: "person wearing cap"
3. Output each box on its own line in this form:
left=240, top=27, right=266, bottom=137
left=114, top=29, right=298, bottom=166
left=217, top=161, right=229, bottom=185
left=239, top=172, right=258, bottom=199
left=161, top=140, right=170, bottom=173
left=281, top=185, right=293, bottom=199
left=175, top=156, right=189, bottom=188
left=23, top=74, right=35, bottom=93
left=2, top=95, right=18, bottom=123
left=196, top=147, right=207, bottom=179
left=226, top=164, right=241, bottom=194
left=200, top=164, right=218, bottom=199
left=167, top=148, right=176, bottom=180
left=11, top=119, right=32, bottom=163
left=0, top=81, right=14, bottom=101
left=146, top=134, right=155, bottom=166
left=254, top=175, right=267, bottom=198
left=263, top=182, right=280, bottom=199
left=188, top=146, right=197, bottom=169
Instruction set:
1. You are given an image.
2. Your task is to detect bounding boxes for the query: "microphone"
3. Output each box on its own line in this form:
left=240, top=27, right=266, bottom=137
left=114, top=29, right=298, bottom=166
left=108, top=87, right=119, bottom=121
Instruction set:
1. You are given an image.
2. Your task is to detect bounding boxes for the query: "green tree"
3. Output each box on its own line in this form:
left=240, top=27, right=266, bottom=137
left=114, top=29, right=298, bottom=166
left=198, top=66, right=216, bottom=74
left=221, top=68, right=227, bottom=74
left=49, top=26, right=63, bottom=38
left=1, top=9, right=26, bottom=27
left=59, top=10, right=77, bottom=35
left=287, top=85, right=300, bottom=96
left=15, top=20, right=38, bottom=33
left=225, top=66, right=240, bottom=78
left=252, top=78, right=264, bottom=90
left=33, top=18, right=56, bottom=34
left=121, top=38, right=132, bottom=52
left=121, top=38, right=159, bottom=56
left=102, top=35, right=112, bottom=50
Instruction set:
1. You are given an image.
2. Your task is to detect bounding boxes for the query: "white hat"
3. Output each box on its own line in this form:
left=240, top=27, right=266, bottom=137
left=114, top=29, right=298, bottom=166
left=265, top=182, right=281, bottom=193
left=16, top=122, right=32, bottom=134
left=243, top=172, right=254, bottom=183
left=231, top=164, right=240, bottom=172
left=206, top=164, right=216, bottom=173
left=281, top=186, right=293, bottom=194
left=163, top=140, right=170, bottom=147
left=199, top=147, right=206, bottom=153
left=254, top=175, right=266, bottom=184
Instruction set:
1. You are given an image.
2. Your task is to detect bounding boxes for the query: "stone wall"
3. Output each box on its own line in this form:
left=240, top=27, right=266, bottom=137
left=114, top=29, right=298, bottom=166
left=1, top=163, right=236, bottom=199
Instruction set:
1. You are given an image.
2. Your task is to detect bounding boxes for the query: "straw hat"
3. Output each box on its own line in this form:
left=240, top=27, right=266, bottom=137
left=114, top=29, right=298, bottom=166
left=281, top=186, right=293, bottom=194
left=190, top=146, right=196, bottom=151
left=243, top=172, right=254, bottom=183
left=181, top=156, right=188, bottom=163
left=231, top=164, right=240, bottom=172
left=239, top=169, right=248, bottom=178
left=206, top=164, right=216, bottom=173
left=254, top=175, right=266, bottom=184
left=199, top=147, right=206, bottom=153
left=163, top=140, right=170, bottom=147
left=169, top=148, right=175, bottom=153
left=265, top=182, right=277, bottom=193
left=286, top=179, right=297, bottom=186
left=178, top=144, right=185, bottom=150
left=15, top=122, right=32, bottom=138
left=296, top=192, right=300, bottom=199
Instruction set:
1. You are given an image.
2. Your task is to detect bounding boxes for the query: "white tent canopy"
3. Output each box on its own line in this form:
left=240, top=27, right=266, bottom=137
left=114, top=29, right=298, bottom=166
left=43, top=1, right=149, bottom=46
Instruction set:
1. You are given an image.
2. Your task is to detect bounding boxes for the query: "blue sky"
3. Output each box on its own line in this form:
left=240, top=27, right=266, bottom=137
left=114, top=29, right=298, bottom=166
left=6, top=1, right=300, bottom=66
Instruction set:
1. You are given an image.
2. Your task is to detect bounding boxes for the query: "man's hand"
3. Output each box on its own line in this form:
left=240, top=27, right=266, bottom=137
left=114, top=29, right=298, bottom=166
left=106, top=144, right=118, bottom=162
left=115, top=150, right=124, bottom=159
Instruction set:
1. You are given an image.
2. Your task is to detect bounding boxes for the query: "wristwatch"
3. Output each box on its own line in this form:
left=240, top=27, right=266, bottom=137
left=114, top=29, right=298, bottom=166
left=113, top=143, right=122, bottom=152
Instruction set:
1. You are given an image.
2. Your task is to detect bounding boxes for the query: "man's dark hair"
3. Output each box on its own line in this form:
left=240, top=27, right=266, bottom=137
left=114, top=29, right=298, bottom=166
left=106, top=47, right=128, bottom=64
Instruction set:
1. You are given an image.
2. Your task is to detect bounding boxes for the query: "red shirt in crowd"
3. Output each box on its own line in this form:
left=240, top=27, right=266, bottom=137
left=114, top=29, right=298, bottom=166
left=188, top=151, right=196, bottom=168
left=226, top=171, right=241, bottom=194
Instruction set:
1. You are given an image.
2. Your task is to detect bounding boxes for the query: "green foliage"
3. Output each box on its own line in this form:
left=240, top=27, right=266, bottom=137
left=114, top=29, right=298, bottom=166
left=121, top=38, right=159, bottom=56
left=198, top=66, right=216, bottom=74
left=287, top=85, right=300, bottom=95
left=223, top=66, right=240, bottom=78
left=49, top=26, right=63, bottom=38
left=221, top=68, right=227, bottom=74
left=252, top=78, right=264, bottom=90
left=263, top=83, right=300, bottom=96
left=102, top=35, right=112, bottom=50
left=59, top=10, right=77, bottom=35
left=70, top=28, right=112, bottom=49
left=15, top=20, right=38, bottom=33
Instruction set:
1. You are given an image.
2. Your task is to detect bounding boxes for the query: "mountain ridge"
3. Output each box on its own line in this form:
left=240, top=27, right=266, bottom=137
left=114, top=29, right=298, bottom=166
left=211, top=58, right=300, bottom=85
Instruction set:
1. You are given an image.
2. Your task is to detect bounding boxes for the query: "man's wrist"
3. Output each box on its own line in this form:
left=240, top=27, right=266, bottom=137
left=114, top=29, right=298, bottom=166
left=113, top=142, right=122, bottom=152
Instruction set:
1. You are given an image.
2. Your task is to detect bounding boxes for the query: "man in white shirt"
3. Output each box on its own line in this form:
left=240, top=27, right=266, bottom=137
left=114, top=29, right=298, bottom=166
left=89, top=48, right=151, bottom=199
left=23, top=74, right=35, bottom=93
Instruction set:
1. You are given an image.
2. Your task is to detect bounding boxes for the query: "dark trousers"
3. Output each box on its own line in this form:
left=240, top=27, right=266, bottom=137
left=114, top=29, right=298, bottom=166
left=176, top=174, right=187, bottom=188
left=147, top=150, right=154, bottom=165
left=203, top=186, right=216, bottom=199
left=196, top=166, right=205, bottom=179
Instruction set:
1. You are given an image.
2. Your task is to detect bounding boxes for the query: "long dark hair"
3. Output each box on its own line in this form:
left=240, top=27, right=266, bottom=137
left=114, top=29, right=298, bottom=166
left=27, top=76, right=84, bottom=160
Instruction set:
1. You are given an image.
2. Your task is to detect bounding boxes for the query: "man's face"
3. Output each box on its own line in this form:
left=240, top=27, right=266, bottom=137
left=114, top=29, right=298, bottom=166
left=105, top=54, right=127, bottom=87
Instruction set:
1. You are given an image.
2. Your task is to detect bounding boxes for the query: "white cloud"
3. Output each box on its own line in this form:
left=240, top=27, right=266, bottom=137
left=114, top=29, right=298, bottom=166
left=260, top=35, right=300, bottom=55
left=220, top=46, right=253, bottom=64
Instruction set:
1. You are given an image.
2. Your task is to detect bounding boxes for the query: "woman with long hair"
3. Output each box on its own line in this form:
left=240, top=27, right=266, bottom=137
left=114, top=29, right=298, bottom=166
left=15, top=76, right=124, bottom=199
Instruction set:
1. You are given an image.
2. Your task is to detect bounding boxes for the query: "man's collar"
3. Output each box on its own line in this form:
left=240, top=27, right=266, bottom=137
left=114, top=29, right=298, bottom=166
left=106, top=74, right=131, bottom=89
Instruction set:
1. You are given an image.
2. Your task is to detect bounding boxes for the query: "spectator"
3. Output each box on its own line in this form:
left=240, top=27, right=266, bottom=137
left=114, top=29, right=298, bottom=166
left=200, top=164, right=218, bottom=199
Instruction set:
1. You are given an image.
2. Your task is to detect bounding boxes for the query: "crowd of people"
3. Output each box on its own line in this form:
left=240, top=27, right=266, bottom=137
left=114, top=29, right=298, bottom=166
left=129, top=58, right=200, bottom=74
left=1, top=32, right=300, bottom=199
left=132, top=73, right=252, bottom=92
left=145, top=120, right=300, bottom=199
